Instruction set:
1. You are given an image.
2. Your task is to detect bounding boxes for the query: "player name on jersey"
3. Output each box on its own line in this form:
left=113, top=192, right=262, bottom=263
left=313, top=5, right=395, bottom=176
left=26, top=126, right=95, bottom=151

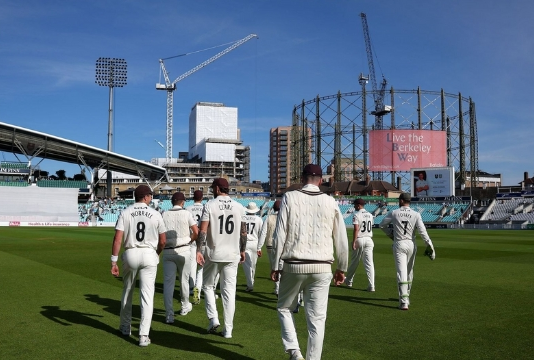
left=130, top=210, right=154, bottom=218
left=217, top=199, right=234, bottom=210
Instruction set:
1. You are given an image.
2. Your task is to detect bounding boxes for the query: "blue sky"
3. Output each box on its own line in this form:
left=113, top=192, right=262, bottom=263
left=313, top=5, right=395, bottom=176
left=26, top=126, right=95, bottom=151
left=1, top=0, right=533, bottom=185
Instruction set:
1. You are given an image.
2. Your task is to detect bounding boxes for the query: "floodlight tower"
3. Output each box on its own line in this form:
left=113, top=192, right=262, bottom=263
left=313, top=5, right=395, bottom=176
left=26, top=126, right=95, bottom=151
left=95, top=57, right=128, bottom=198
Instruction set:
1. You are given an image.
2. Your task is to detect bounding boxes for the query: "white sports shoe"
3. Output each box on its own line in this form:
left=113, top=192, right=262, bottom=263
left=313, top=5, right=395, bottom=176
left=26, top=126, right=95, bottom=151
left=139, top=335, right=151, bottom=347
left=345, top=279, right=353, bottom=287
left=367, top=286, right=375, bottom=292
left=180, top=303, right=193, bottom=316
left=399, top=303, right=409, bottom=310
left=289, top=349, right=305, bottom=360
left=221, top=329, right=232, bottom=339
left=207, top=318, right=220, bottom=333
left=165, top=313, right=175, bottom=324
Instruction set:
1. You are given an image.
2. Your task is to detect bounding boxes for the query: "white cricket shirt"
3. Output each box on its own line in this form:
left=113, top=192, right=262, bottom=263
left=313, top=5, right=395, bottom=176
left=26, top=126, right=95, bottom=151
left=379, top=206, right=432, bottom=245
left=115, top=202, right=166, bottom=250
left=201, top=195, right=245, bottom=262
left=353, top=208, right=374, bottom=238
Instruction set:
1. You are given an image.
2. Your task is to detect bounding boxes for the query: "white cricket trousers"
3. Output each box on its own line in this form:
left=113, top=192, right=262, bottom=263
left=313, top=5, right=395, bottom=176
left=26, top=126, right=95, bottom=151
left=120, top=248, right=159, bottom=336
left=202, top=260, right=238, bottom=334
left=189, top=243, right=203, bottom=291
left=242, top=240, right=258, bottom=289
left=393, top=240, right=417, bottom=306
left=277, top=271, right=333, bottom=360
left=346, top=237, right=375, bottom=288
left=162, top=247, right=191, bottom=315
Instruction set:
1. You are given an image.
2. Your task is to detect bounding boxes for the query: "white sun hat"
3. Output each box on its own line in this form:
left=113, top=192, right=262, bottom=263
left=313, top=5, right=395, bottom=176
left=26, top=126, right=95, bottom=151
left=245, top=202, right=260, bottom=214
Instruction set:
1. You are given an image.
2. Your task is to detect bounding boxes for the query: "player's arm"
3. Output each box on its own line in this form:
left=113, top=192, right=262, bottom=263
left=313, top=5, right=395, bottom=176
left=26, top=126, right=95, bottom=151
left=190, top=224, right=199, bottom=242
left=332, top=206, right=348, bottom=285
left=156, top=232, right=166, bottom=255
left=352, top=216, right=360, bottom=251
left=379, top=212, right=394, bottom=240
left=111, top=230, right=123, bottom=277
left=333, top=205, right=349, bottom=272
left=239, top=220, right=247, bottom=263
left=272, top=196, right=288, bottom=271
left=196, top=220, right=209, bottom=265
left=415, top=215, right=435, bottom=259
left=271, top=196, right=288, bottom=281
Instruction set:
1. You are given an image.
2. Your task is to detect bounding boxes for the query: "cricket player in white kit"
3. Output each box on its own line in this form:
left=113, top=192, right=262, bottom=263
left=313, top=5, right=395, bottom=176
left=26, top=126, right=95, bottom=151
left=111, top=185, right=166, bottom=347
left=186, top=190, right=205, bottom=304
left=379, top=193, right=436, bottom=310
left=162, top=192, right=198, bottom=323
left=258, top=199, right=281, bottom=294
left=271, top=164, right=348, bottom=360
left=196, top=178, right=247, bottom=339
left=345, top=198, right=376, bottom=291
left=241, top=202, right=264, bottom=292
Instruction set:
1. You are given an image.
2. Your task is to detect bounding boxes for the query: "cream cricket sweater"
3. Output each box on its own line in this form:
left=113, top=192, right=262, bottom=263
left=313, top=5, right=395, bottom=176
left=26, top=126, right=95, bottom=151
left=258, top=212, right=278, bottom=249
left=272, top=184, right=349, bottom=274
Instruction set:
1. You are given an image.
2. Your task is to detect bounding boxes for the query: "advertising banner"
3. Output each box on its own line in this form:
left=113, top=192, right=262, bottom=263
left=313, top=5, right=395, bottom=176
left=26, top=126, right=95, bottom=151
left=410, top=167, right=455, bottom=197
left=369, top=130, right=447, bottom=171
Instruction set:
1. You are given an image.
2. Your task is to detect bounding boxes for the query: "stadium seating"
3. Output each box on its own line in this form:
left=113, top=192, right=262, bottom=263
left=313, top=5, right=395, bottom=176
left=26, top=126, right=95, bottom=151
left=37, top=180, right=89, bottom=188
left=0, top=181, right=29, bottom=187
left=0, top=161, right=28, bottom=169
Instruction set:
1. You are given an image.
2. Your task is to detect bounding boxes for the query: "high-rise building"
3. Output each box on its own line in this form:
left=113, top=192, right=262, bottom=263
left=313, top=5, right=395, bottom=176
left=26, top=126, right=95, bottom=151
left=269, top=126, right=314, bottom=194
left=269, top=127, right=289, bottom=194
left=189, top=102, right=239, bottom=163
left=148, top=102, right=251, bottom=190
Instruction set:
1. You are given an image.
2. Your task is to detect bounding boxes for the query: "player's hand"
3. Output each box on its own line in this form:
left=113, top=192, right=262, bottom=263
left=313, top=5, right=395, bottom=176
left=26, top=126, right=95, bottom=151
left=352, top=241, right=359, bottom=251
left=239, top=251, right=246, bottom=264
left=111, top=264, right=119, bottom=277
left=333, top=270, right=345, bottom=286
left=424, top=245, right=435, bottom=260
left=257, top=250, right=262, bottom=257
left=270, top=270, right=280, bottom=282
left=196, top=252, right=205, bottom=266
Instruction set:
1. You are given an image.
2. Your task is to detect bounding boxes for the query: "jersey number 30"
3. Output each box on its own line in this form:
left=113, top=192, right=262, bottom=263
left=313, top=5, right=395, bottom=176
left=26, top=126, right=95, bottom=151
left=360, top=220, right=372, bottom=233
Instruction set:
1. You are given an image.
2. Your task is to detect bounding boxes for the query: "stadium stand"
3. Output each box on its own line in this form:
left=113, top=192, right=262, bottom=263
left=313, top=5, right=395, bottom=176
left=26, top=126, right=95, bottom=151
left=0, top=161, right=28, bottom=169
left=479, top=196, right=534, bottom=224
left=37, top=180, right=89, bottom=189
left=0, top=181, right=29, bottom=187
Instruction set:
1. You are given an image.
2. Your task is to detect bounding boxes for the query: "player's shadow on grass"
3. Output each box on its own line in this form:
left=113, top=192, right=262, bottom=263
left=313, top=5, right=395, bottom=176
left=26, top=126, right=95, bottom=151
left=84, top=293, right=209, bottom=336
left=234, top=284, right=278, bottom=311
left=328, top=292, right=399, bottom=310
left=150, top=328, right=254, bottom=360
left=83, top=294, right=254, bottom=358
left=40, top=305, right=136, bottom=345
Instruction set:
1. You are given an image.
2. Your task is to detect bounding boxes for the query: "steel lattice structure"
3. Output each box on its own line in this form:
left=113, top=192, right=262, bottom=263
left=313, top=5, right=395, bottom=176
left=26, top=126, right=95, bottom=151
left=291, top=88, right=478, bottom=192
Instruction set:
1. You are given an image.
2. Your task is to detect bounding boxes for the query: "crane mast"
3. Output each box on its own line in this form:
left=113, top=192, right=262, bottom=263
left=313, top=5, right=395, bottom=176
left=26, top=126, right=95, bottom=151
left=360, top=13, right=389, bottom=129
left=156, top=33, right=258, bottom=162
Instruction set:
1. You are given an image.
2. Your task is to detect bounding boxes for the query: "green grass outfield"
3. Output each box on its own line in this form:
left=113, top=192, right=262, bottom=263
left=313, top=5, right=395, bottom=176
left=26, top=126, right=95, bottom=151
left=1, top=227, right=533, bottom=359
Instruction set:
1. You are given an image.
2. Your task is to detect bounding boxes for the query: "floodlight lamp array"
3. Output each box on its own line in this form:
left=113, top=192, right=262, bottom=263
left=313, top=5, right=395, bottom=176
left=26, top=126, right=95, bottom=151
left=95, top=57, right=128, bottom=87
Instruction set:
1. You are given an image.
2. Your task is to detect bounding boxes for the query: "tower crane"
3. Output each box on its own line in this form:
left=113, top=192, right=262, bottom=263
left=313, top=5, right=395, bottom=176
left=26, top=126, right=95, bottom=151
left=360, top=13, right=390, bottom=129
left=156, top=33, right=258, bottom=162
